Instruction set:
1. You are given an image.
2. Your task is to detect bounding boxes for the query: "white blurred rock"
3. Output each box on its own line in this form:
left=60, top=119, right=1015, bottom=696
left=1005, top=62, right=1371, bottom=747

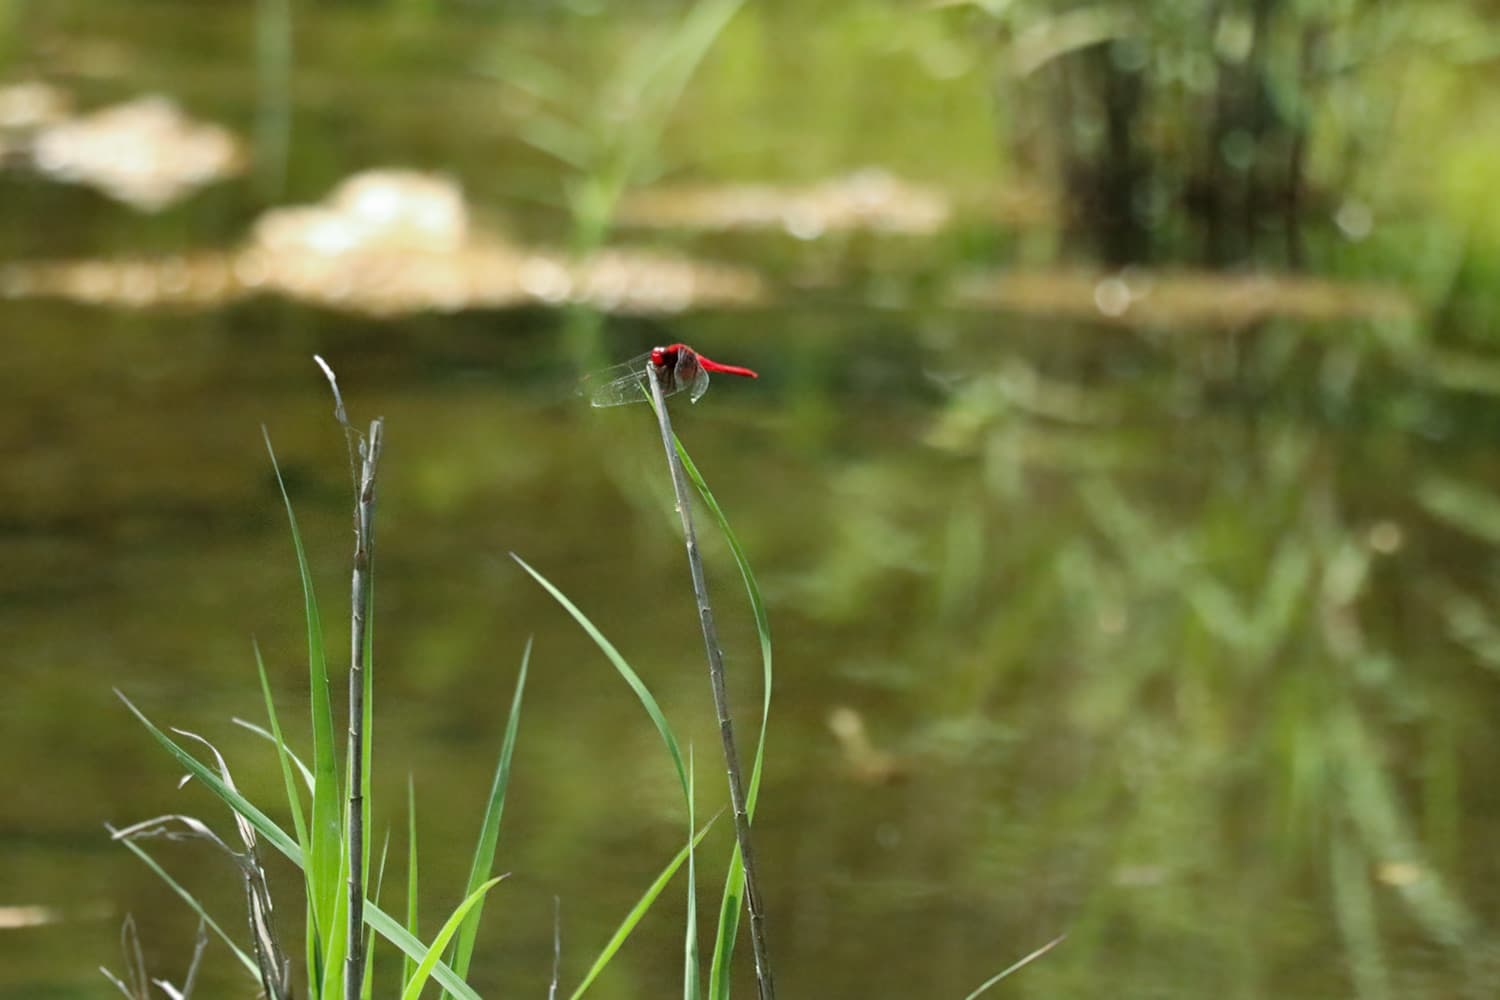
left=32, top=95, right=242, bottom=211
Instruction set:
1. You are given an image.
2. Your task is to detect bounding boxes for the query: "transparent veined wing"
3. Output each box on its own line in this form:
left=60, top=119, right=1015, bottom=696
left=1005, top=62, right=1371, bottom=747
left=583, top=352, right=653, bottom=407
left=674, top=348, right=712, bottom=403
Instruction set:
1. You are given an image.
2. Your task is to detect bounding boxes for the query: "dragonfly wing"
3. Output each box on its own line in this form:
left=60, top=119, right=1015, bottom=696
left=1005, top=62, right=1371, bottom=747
left=589, top=371, right=649, bottom=407
left=677, top=350, right=711, bottom=403
left=583, top=351, right=654, bottom=407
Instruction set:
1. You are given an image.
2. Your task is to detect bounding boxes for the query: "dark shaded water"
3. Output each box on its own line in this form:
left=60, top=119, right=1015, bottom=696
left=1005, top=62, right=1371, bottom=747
left=5, top=3, right=1500, bottom=998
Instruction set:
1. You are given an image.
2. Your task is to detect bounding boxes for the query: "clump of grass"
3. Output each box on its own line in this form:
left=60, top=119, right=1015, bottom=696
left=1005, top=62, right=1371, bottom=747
left=112, top=357, right=510, bottom=999
left=108, top=356, right=772, bottom=998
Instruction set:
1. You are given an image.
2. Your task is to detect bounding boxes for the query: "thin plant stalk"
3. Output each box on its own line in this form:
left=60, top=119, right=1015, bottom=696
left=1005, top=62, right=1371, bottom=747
left=317, top=355, right=384, bottom=1000
left=549, top=896, right=561, bottom=1000
left=345, top=419, right=382, bottom=1000
left=646, top=363, right=774, bottom=1000
left=961, top=934, right=1067, bottom=1000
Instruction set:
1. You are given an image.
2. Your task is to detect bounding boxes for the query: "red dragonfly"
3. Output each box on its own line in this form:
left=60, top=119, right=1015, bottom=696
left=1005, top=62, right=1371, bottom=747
left=585, top=343, right=758, bottom=408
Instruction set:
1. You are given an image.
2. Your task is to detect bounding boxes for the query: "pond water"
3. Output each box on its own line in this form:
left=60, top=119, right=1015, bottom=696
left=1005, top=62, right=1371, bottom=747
left=4, top=2, right=1500, bottom=998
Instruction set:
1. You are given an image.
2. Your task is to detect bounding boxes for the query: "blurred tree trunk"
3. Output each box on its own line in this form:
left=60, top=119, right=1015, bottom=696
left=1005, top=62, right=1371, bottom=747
left=984, top=0, right=1352, bottom=271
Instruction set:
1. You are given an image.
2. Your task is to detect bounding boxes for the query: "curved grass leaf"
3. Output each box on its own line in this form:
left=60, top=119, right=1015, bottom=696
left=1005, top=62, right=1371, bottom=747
left=251, top=640, right=310, bottom=849
left=406, top=776, right=420, bottom=987
left=263, top=429, right=342, bottom=961
left=446, top=640, right=531, bottom=994
left=684, top=749, right=700, bottom=1000
left=511, top=555, right=688, bottom=801
left=509, top=559, right=714, bottom=1000
left=116, top=691, right=482, bottom=1000
left=367, top=907, right=470, bottom=998
left=400, top=878, right=506, bottom=1000
left=962, top=934, right=1066, bottom=1000
left=672, top=437, right=772, bottom=1000
left=319, top=842, right=349, bottom=1000
left=364, top=830, right=391, bottom=1000
left=570, top=817, right=717, bottom=1000
left=119, top=691, right=301, bottom=860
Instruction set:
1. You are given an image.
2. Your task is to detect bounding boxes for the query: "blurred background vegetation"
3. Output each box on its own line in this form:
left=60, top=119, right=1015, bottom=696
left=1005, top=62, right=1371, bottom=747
left=3, top=0, right=1500, bottom=997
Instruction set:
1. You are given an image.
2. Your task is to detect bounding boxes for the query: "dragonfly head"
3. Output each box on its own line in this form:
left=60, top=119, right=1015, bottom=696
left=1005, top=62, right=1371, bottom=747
left=650, top=344, right=692, bottom=369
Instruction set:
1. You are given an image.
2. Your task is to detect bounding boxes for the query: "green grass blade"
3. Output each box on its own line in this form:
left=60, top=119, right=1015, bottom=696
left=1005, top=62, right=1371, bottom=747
left=447, top=639, right=531, bottom=992
left=306, top=897, right=320, bottom=999
left=253, top=639, right=310, bottom=851
left=405, top=775, right=420, bottom=988
left=321, top=849, right=349, bottom=1000
left=673, top=438, right=772, bottom=1000
left=674, top=439, right=772, bottom=808
left=362, top=574, right=376, bottom=899
left=263, top=429, right=343, bottom=956
left=570, top=817, right=718, bottom=1000
left=365, top=906, right=478, bottom=1000
left=683, top=749, right=700, bottom=1000
left=399, top=878, right=507, bottom=1000
left=512, top=555, right=689, bottom=801
left=363, top=830, right=392, bottom=1000
left=112, top=833, right=261, bottom=978
left=962, top=934, right=1066, bottom=999
left=118, top=691, right=483, bottom=1000
left=708, top=881, right=743, bottom=1000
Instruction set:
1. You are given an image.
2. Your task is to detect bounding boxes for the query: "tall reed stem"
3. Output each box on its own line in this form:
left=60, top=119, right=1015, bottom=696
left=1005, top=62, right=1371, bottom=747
left=646, top=365, right=774, bottom=1000
left=344, top=417, right=381, bottom=1000
left=317, top=356, right=383, bottom=1000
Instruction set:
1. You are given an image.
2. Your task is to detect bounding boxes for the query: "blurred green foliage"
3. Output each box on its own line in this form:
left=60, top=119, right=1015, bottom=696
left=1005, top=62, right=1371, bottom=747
left=961, top=0, right=1500, bottom=270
